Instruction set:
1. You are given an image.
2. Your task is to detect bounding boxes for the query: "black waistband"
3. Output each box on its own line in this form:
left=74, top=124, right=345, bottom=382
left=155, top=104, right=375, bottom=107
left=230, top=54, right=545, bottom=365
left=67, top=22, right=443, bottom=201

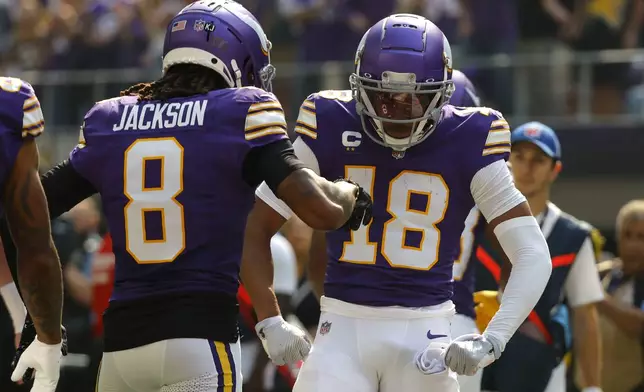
left=102, top=291, right=239, bottom=352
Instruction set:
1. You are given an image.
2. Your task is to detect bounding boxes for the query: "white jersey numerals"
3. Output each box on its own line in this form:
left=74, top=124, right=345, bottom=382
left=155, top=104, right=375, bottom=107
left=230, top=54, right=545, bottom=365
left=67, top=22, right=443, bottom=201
left=340, top=166, right=449, bottom=270
left=123, top=138, right=186, bottom=264
left=453, top=208, right=480, bottom=280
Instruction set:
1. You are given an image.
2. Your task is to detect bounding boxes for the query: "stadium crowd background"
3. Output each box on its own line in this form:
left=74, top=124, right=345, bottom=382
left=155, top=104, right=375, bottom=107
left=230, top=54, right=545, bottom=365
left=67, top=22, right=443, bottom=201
left=0, top=0, right=644, bottom=391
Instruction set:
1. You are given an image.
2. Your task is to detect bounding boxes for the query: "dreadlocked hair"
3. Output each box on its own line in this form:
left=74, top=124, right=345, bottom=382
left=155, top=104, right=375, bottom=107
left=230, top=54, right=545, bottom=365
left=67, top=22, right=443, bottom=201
left=120, top=64, right=230, bottom=101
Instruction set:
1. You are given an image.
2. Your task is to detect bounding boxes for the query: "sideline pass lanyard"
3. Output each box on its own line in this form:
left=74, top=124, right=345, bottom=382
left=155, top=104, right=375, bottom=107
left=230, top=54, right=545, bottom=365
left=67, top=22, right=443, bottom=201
left=536, top=206, right=549, bottom=230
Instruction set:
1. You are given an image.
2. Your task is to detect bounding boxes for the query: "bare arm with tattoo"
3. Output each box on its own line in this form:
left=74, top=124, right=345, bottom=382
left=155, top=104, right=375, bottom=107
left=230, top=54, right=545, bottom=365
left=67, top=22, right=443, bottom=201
left=3, top=138, right=62, bottom=344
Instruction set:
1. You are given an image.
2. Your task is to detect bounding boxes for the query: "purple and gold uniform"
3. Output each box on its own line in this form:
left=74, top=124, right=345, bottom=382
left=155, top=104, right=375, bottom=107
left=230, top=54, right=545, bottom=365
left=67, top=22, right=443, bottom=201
left=55, top=2, right=310, bottom=391
left=69, top=87, right=288, bottom=351
left=453, top=207, right=485, bottom=319
left=254, top=15, right=524, bottom=392
left=0, top=77, right=45, bottom=195
left=448, top=69, right=488, bottom=392
left=254, top=90, right=513, bottom=392
left=293, top=91, right=510, bottom=308
left=449, top=69, right=486, bottom=322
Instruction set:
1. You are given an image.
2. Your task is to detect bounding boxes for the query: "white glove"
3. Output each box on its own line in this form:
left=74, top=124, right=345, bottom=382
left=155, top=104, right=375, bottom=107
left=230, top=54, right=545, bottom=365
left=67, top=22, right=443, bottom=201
left=444, top=333, right=502, bottom=376
left=11, top=336, right=62, bottom=392
left=255, top=315, right=311, bottom=366
left=414, top=341, right=448, bottom=375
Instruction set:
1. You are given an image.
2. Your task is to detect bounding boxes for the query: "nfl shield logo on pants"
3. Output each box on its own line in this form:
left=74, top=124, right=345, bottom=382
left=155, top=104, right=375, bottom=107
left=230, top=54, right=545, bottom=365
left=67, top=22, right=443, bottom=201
left=319, top=321, right=332, bottom=335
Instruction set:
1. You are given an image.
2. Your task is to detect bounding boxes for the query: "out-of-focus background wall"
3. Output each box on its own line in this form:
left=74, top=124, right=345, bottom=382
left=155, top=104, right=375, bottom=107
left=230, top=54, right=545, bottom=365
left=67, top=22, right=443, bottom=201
left=0, top=1, right=643, bottom=391
left=3, top=0, right=643, bottom=241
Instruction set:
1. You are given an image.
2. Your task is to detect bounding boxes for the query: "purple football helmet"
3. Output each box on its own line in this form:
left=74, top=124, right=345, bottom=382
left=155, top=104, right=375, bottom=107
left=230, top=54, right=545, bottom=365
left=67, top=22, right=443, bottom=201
left=451, top=70, right=481, bottom=107
left=162, top=0, right=275, bottom=91
left=350, top=14, right=455, bottom=151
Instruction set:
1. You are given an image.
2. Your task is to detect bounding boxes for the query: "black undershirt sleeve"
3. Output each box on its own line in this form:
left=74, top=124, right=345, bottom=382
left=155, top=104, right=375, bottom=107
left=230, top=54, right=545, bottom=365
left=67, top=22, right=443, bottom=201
left=242, top=138, right=307, bottom=192
left=40, top=159, right=98, bottom=220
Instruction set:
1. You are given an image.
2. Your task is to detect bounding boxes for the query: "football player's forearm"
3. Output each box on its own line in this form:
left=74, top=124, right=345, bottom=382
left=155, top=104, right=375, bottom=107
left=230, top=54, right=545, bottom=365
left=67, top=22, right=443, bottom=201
left=240, top=252, right=281, bottom=321
left=317, top=177, right=357, bottom=225
left=278, top=169, right=352, bottom=230
left=240, top=254, right=280, bottom=320
left=3, top=141, right=63, bottom=344
left=10, top=189, right=63, bottom=344
left=573, top=304, right=602, bottom=388
left=243, top=276, right=280, bottom=321
left=240, top=207, right=282, bottom=321
left=17, top=249, right=63, bottom=344
left=11, top=203, right=63, bottom=344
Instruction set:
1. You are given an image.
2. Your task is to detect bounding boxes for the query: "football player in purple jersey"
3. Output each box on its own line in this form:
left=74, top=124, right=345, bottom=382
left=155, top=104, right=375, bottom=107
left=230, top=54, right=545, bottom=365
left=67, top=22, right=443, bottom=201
left=449, top=69, right=486, bottom=392
left=25, top=1, right=373, bottom=390
left=243, top=13, right=553, bottom=392
left=0, top=77, right=64, bottom=392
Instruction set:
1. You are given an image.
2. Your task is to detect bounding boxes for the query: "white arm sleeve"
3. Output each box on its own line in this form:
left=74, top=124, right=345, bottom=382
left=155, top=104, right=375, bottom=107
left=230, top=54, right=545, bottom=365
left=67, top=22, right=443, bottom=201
left=0, top=282, right=26, bottom=333
left=470, top=160, right=526, bottom=222
left=270, top=235, right=298, bottom=295
left=255, top=137, right=321, bottom=220
left=483, top=216, right=553, bottom=352
left=565, top=238, right=605, bottom=307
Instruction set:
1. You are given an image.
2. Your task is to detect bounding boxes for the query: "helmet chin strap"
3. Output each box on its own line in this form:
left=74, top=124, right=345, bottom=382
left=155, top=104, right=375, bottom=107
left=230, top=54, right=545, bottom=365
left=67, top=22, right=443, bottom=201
left=230, top=59, right=242, bottom=88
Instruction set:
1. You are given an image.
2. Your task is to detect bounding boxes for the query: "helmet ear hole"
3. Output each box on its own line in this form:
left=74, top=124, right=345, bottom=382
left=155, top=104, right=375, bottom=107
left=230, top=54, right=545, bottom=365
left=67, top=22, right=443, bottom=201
left=242, top=56, right=256, bottom=87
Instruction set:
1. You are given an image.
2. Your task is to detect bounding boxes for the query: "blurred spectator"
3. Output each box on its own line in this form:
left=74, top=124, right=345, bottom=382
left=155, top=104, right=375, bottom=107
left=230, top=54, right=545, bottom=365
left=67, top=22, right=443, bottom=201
left=396, top=0, right=468, bottom=49
left=625, top=53, right=644, bottom=116
left=573, top=0, right=644, bottom=115
left=138, top=0, right=187, bottom=71
left=278, top=0, right=393, bottom=112
left=0, top=0, right=12, bottom=61
left=458, top=0, right=517, bottom=114
left=239, top=0, right=279, bottom=35
left=597, top=199, right=644, bottom=392
left=8, top=0, right=52, bottom=71
left=53, top=197, right=102, bottom=392
left=515, top=0, right=583, bottom=117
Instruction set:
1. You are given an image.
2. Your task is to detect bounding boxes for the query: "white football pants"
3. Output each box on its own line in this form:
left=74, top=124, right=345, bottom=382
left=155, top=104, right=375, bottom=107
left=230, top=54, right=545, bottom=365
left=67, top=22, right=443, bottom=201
left=293, top=296, right=459, bottom=392
left=96, top=338, right=242, bottom=392
left=544, top=361, right=567, bottom=392
left=451, top=313, right=483, bottom=392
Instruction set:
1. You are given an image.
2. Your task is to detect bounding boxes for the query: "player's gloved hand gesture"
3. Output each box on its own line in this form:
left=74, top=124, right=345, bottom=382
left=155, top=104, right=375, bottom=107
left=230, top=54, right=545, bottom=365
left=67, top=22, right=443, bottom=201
left=256, top=315, right=311, bottom=366
left=335, top=178, right=373, bottom=231
left=444, top=333, right=502, bottom=376
left=11, top=337, right=63, bottom=392
left=11, top=313, right=68, bottom=390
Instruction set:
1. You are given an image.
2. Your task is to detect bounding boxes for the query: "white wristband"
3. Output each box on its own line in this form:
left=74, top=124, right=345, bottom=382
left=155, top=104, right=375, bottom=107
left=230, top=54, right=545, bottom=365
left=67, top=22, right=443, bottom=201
left=0, top=282, right=26, bottom=333
left=581, top=387, right=602, bottom=392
